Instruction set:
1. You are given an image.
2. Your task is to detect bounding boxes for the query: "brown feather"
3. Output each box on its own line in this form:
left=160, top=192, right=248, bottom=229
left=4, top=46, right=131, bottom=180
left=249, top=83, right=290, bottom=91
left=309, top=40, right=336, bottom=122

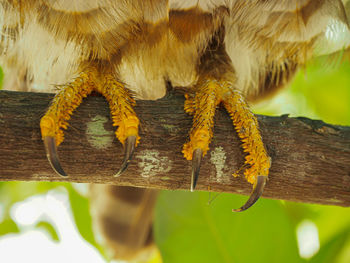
left=89, top=185, right=159, bottom=261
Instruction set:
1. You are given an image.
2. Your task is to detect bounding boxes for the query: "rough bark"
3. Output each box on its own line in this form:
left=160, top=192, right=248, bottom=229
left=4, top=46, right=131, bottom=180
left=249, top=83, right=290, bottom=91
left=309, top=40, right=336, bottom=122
left=0, top=90, right=349, bottom=207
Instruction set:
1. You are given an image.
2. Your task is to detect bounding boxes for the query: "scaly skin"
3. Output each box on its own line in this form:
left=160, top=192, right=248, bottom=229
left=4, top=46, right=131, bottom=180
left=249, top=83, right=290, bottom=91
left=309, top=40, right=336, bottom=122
left=182, top=80, right=221, bottom=159
left=98, top=74, right=140, bottom=146
left=222, top=88, right=271, bottom=184
left=40, top=69, right=96, bottom=146
left=182, top=79, right=270, bottom=186
left=40, top=68, right=140, bottom=149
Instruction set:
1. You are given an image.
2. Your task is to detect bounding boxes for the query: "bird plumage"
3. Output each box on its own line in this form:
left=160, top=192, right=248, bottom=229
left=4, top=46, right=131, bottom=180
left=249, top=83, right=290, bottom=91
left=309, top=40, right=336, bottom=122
left=2, top=0, right=348, bottom=97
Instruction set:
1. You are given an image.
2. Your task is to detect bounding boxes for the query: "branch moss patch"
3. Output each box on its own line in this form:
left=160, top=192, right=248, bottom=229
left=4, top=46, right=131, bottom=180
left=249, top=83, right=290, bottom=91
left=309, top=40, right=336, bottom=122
left=86, top=115, right=114, bottom=149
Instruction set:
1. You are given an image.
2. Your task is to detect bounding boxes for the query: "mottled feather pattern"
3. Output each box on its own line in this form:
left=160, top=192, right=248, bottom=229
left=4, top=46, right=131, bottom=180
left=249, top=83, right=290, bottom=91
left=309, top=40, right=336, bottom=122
left=1, top=0, right=348, bottom=97
left=89, top=185, right=158, bottom=260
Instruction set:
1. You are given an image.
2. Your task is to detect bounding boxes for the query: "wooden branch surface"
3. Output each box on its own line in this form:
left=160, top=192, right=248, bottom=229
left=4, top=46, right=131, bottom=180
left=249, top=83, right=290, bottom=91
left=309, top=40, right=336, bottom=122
left=1, top=90, right=350, bottom=207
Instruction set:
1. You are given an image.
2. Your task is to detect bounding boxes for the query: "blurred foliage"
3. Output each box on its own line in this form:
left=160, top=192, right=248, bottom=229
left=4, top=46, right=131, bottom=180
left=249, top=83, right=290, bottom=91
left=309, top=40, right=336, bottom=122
left=0, top=218, right=19, bottom=236
left=0, top=66, right=3, bottom=90
left=155, top=191, right=302, bottom=263
left=290, top=58, right=350, bottom=125
left=67, top=184, right=107, bottom=258
left=0, top=182, right=107, bottom=260
left=0, top=54, right=349, bottom=263
left=0, top=181, right=60, bottom=227
left=35, top=221, right=60, bottom=242
left=253, top=55, right=350, bottom=126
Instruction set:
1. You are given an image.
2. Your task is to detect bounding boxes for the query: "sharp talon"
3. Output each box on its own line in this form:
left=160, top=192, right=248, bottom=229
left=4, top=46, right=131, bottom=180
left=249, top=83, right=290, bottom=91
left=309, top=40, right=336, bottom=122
left=232, top=176, right=267, bottom=212
left=43, top=136, right=67, bottom=177
left=191, top=149, right=202, bottom=192
left=114, top=136, right=137, bottom=177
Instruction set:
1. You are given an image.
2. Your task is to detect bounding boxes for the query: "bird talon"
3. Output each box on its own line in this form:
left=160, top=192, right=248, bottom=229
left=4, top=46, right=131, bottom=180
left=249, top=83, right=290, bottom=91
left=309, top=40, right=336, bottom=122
left=43, top=136, right=67, bottom=177
left=184, top=81, right=270, bottom=210
left=191, top=148, right=203, bottom=192
left=114, top=135, right=137, bottom=177
left=232, top=176, right=267, bottom=212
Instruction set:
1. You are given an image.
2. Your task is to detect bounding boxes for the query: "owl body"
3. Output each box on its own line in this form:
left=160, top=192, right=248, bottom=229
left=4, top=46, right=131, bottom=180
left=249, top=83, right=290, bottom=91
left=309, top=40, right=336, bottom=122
left=1, top=0, right=350, bottom=261
left=2, top=0, right=349, bottom=99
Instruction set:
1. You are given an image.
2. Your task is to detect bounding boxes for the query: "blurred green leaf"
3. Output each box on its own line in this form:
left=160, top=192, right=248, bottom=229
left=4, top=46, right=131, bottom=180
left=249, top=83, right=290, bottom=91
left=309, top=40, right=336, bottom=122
left=0, top=66, right=3, bottom=89
left=155, top=191, right=304, bottom=263
left=282, top=202, right=320, bottom=228
left=0, top=182, right=63, bottom=207
left=67, top=186, right=95, bottom=244
left=309, top=229, right=350, bottom=263
left=66, top=185, right=107, bottom=259
left=311, top=206, right=350, bottom=245
left=35, top=221, right=60, bottom=242
left=0, top=218, right=19, bottom=236
left=290, top=58, right=350, bottom=126
left=253, top=58, right=350, bottom=126
left=335, top=238, right=350, bottom=263
left=0, top=182, right=65, bottom=230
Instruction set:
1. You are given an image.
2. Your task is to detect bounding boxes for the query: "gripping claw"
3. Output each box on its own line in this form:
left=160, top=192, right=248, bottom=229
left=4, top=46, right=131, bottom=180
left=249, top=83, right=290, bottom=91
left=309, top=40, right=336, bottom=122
left=232, top=176, right=267, bottom=212
left=191, top=148, right=202, bottom=192
left=43, top=136, right=67, bottom=177
left=114, top=136, right=137, bottom=177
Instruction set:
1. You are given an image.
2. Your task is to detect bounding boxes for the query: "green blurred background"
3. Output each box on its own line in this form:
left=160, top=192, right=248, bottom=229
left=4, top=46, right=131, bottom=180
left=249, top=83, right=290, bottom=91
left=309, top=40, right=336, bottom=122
left=0, top=56, right=349, bottom=263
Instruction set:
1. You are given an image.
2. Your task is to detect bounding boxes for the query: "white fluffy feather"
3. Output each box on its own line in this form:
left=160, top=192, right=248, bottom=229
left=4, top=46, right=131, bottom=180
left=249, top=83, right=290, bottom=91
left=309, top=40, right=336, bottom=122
left=1, top=0, right=349, bottom=99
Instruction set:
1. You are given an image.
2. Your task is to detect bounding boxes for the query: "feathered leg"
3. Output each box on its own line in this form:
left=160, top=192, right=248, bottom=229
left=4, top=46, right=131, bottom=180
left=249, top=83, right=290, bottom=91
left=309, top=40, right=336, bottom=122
left=182, top=79, right=270, bottom=211
left=40, top=67, right=140, bottom=176
left=97, top=73, right=140, bottom=176
left=40, top=69, right=96, bottom=176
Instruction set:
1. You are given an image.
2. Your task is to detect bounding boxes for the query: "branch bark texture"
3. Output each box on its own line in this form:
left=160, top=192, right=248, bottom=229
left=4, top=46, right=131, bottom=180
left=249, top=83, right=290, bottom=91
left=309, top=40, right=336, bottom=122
left=0, top=90, right=349, bottom=207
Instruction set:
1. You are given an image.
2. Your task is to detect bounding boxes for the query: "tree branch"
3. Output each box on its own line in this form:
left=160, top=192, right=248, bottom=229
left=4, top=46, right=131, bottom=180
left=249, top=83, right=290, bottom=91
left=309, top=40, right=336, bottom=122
left=1, top=90, right=349, bottom=207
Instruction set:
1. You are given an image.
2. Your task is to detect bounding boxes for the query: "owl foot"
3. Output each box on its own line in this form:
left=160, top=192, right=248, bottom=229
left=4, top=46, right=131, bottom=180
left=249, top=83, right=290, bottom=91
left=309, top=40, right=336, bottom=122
left=40, top=68, right=140, bottom=177
left=98, top=74, right=140, bottom=176
left=182, top=79, right=271, bottom=211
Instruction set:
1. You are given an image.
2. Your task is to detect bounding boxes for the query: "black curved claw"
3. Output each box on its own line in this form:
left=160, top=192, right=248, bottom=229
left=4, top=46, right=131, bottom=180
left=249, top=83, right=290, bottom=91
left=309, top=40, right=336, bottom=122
left=191, top=148, right=202, bottom=192
left=232, top=175, right=267, bottom=212
left=114, top=136, right=137, bottom=177
left=43, top=136, right=67, bottom=177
